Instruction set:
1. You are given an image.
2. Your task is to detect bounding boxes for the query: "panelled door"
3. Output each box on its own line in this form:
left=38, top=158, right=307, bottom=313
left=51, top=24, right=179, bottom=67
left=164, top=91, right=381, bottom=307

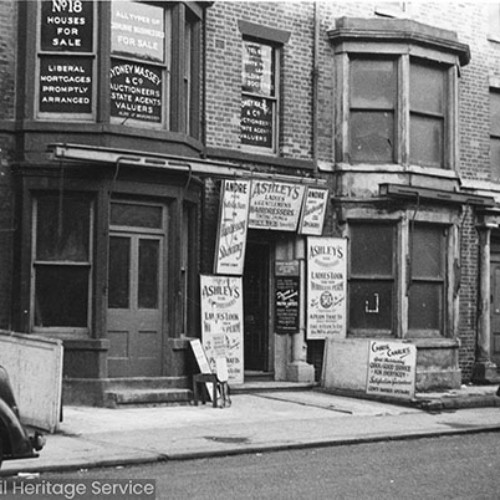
left=490, top=250, right=500, bottom=368
left=107, top=201, right=166, bottom=377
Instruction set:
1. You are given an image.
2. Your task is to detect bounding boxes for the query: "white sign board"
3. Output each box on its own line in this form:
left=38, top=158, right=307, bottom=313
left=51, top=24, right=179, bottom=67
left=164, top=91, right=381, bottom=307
left=307, top=237, right=347, bottom=339
left=214, top=179, right=251, bottom=275
left=298, top=187, right=329, bottom=235
left=200, top=275, right=244, bottom=384
left=248, top=180, right=305, bottom=231
left=366, top=341, right=417, bottom=399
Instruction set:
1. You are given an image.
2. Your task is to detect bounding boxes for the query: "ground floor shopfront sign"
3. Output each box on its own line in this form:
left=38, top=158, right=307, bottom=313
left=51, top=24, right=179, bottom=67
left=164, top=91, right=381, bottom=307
left=366, top=340, right=417, bottom=399
left=200, top=275, right=244, bottom=384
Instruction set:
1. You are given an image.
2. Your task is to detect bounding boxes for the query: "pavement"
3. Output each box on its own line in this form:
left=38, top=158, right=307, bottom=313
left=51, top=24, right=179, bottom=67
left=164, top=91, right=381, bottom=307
left=2, top=384, right=500, bottom=476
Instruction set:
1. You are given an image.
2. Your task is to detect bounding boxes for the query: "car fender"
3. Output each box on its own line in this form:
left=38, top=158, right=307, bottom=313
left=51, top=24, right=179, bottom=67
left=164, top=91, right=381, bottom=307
left=0, top=398, right=33, bottom=457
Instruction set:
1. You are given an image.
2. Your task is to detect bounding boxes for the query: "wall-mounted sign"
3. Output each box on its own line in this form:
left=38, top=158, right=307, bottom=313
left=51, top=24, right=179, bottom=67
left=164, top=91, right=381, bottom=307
left=39, top=56, right=93, bottom=114
left=248, top=180, right=305, bottom=231
left=110, top=61, right=162, bottom=123
left=299, top=187, right=329, bottom=236
left=241, top=96, right=273, bottom=148
left=366, top=341, right=417, bottom=399
left=40, top=0, right=94, bottom=52
left=200, top=275, right=244, bottom=384
left=275, top=261, right=300, bottom=334
left=111, top=1, right=165, bottom=62
left=307, top=237, right=347, bottom=340
left=214, top=179, right=251, bottom=276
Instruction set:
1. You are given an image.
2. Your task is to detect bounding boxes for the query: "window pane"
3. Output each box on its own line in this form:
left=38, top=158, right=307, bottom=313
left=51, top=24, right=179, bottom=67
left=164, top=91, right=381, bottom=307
left=110, top=203, right=163, bottom=228
left=242, top=41, right=275, bottom=97
left=351, top=111, right=394, bottom=163
left=491, top=137, right=500, bottom=181
left=351, top=224, right=394, bottom=276
left=35, top=265, right=88, bottom=327
left=351, top=59, right=395, bottom=109
left=349, top=281, right=393, bottom=330
left=108, top=237, right=130, bottom=309
left=408, top=283, right=443, bottom=332
left=410, top=115, right=443, bottom=167
left=36, top=196, right=90, bottom=262
left=412, top=225, right=444, bottom=279
left=490, top=91, right=500, bottom=136
left=138, top=239, right=159, bottom=309
left=410, top=62, right=444, bottom=114
left=241, top=96, right=274, bottom=148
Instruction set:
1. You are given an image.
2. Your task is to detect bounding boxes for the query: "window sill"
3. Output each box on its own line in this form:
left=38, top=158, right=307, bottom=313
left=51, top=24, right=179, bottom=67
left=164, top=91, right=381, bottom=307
left=336, top=162, right=459, bottom=179
left=206, top=147, right=315, bottom=171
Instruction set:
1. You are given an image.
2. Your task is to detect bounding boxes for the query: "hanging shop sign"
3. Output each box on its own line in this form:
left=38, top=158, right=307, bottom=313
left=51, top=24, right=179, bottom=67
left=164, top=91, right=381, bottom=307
left=306, top=237, right=347, bottom=340
left=111, top=1, right=165, bottom=63
left=248, top=180, right=305, bottom=231
left=110, top=61, right=162, bottom=123
left=200, top=275, right=244, bottom=384
left=275, top=261, right=300, bottom=334
left=298, top=187, right=329, bottom=236
left=39, top=56, right=93, bottom=114
left=214, top=179, right=251, bottom=276
left=366, top=341, right=417, bottom=399
left=40, top=0, right=94, bottom=52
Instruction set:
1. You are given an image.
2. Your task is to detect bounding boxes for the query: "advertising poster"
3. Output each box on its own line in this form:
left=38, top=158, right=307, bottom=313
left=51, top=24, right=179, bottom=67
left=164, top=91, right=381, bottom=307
left=307, top=237, right=347, bottom=339
left=275, top=260, right=300, bottom=334
left=214, top=179, right=251, bottom=276
left=40, top=0, right=94, bottom=52
left=298, top=187, right=329, bottom=236
left=111, top=1, right=165, bottom=62
left=110, top=61, right=163, bottom=123
left=200, top=275, right=244, bottom=384
left=248, top=180, right=305, bottom=231
left=366, top=341, right=417, bottom=399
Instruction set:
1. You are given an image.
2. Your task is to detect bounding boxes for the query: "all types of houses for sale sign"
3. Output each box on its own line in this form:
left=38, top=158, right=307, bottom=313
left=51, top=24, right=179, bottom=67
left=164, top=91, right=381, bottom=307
left=200, top=275, right=244, bottom=384
left=306, top=237, right=347, bottom=339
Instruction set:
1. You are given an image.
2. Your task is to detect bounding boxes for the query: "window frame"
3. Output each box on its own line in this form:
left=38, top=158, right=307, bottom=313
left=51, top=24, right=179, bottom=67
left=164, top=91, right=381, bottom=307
left=240, top=36, right=280, bottom=155
left=32, top=1, right=203, bottom=140
left=347, top=221, right=397, bottom=337
left=31, top=193, right=94, bottom=334
left=330, top=19, right=467, bottom=172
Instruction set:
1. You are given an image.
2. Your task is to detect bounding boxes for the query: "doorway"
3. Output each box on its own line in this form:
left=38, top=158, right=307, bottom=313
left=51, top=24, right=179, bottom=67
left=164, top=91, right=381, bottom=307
left=107, top=201, right=166, bottom=377
left=490, top=243, right=500, bottom=368
left=243, top=239, right=270, bottom=372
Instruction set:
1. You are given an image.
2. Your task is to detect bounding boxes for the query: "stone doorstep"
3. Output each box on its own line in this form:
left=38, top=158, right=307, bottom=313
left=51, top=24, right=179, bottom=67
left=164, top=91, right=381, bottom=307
left=103, top=388, right=192, bottom=408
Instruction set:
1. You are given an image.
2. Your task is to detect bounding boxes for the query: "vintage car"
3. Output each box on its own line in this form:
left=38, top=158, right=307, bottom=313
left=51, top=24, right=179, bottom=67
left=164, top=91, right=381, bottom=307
left=0, top=366, right=44, bottom=468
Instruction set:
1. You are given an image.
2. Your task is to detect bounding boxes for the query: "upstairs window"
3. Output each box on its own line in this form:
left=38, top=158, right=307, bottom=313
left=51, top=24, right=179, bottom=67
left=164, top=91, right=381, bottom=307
left=330, top=18, right=470, bottom=171
left=410, top=61, right=446, bottom=168
left=490, top=90, right=500, bottom=181
left=35, top=0, right=203, bottom=139
left=241, top=38, right=279, bottom=153
left=350, top=57, right=396, bottom=163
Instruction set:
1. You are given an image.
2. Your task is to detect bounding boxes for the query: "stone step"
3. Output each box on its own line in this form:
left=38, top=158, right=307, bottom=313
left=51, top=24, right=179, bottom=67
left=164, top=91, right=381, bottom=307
left=104, top=388, right=191, bottom=408
left=105, top=376, right=188, bottom=391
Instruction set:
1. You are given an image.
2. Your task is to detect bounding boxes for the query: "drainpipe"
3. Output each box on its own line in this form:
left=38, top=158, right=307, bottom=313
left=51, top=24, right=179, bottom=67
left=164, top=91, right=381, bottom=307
left=311, top=1, right=319, bottom=172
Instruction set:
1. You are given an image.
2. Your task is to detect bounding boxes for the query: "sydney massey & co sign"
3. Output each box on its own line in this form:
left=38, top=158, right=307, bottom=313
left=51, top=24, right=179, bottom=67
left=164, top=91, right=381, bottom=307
left=248, top=180, right=306, bottom=231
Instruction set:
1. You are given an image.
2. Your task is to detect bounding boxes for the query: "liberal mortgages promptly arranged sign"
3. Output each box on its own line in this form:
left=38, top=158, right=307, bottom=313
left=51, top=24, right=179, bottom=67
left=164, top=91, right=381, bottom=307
left=214, top=179, right=251, bottom=276
left=200, top=275, right=244, bottom=384
left=366, top=341, right=417, bottom=399
left=306, top=237, right=347, bottom=339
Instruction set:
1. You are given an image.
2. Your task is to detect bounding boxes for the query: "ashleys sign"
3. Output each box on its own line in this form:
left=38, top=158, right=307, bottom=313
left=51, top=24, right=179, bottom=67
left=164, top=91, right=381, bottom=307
left=248, top=180, right=306, bottom=231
